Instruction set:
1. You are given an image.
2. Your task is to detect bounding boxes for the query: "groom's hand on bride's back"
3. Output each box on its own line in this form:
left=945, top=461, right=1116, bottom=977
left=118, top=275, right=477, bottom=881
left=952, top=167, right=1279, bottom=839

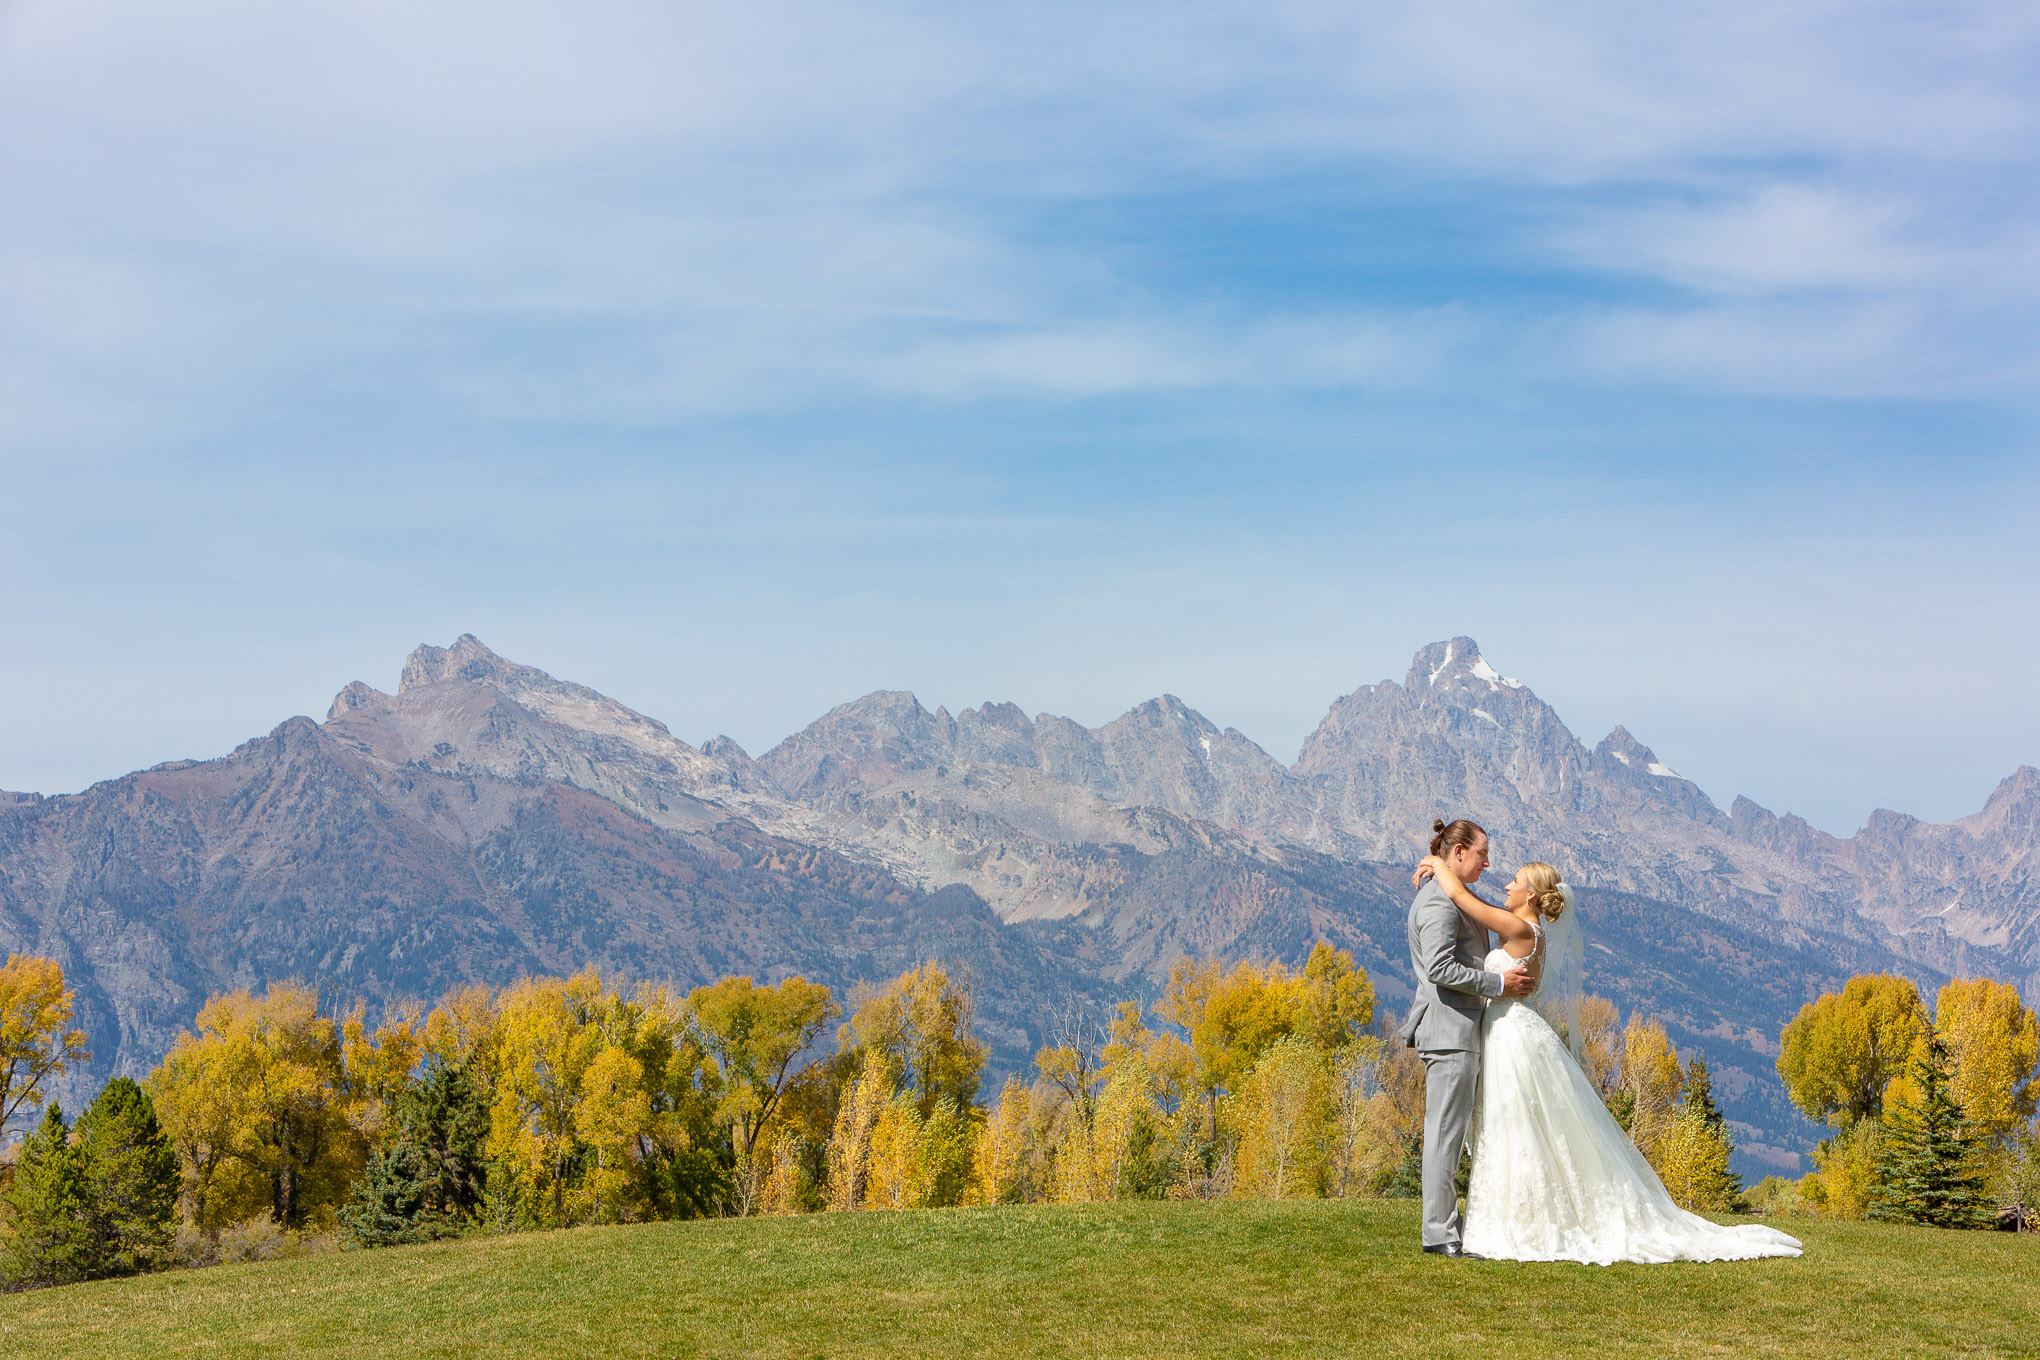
left=1500, top=967, right=1536, bottom=998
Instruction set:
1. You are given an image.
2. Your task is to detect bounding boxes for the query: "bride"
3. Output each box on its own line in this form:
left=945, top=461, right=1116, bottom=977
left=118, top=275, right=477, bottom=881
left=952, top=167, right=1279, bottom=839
left=1416, top=854, right=1802, bottom=1264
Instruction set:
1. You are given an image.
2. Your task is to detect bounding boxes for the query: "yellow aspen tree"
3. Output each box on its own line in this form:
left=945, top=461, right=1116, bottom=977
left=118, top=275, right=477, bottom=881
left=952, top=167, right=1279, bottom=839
left=865, top=1094, right=926, bottom=1211
left=340, top=1001, right=424, bottom=1147
left=1655, top=1107, right=1739, bottom=1213
left=1300, top=943, right=1375, bottom=1053
left=919, top=1099, right=978, bottom=1207
left=974, top=1076, right=1030, bottom=1205
left=758, top=1128, right=805, bottom=1215
left=490, top=971, right=605, bottom=1226
left=688, top=974, right=837, bottom=1166
left=1103, top=997, right=1195, bottom=1120
left=1777, top=974, right=1925, bottom=1128
left=1326, top=1037, right=1399, bottom=1197
left=422, top=983, right=502, bottom=1078
left=0, top=954, right=91, bottom=1134
left=1621, top=1015, right=1685, bottom=1168
left=160, top=985, right=356, bottom=1230
left=1935, top=978, right=2039, bottom=1139
left=1577, top=995, right=1623, bottom=1097
left=839, top=964, right=988, bottom=1117
left=1156, top=957, right=1302, bottom=1143
left=1053, top=1097, right=1100, bottom=1204
left=1100, top=999, right=1151, bottom=1071
left=1800, top=1119, right=1884, bottom=1219
left=1089, top=1059, right=1155, bottom=1199
left=827, top=1055, right=892, bottom=1211
left=576, top=1046, right=654, bottom=1222
left=1231, top=1036, right=1331, bottom=1199
left=146, top=1021, right=262, bottom=1231
left=1035, top=1042, right=1098, bottom=1124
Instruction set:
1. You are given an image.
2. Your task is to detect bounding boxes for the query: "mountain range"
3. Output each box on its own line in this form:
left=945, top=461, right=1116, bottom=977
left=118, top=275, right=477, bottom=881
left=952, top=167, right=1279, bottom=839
left=3, top=634, right=2033, bottom=1177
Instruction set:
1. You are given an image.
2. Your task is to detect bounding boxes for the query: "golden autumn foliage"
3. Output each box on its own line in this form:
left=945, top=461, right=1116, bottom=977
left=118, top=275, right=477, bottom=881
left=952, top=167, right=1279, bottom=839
left=839, top=963, right=988, bottom=1117
left=1778, top=972, right=2038, bottom=1223
left=0, top=953, right=91, bottom=1134
left=1159, top=957, right=1301, bottom=1138
left=489, top=971, right=608, bottom=1226
left=1655, top=1106, right=1740, bottom=1213
left=1300, top=942, right=1376, bottom=1053
left=128, top=950, right=2040, bottom=1242
left=1777, top=974, right=1926, bottom=1128
left=1576, top=995, right=1623, bottom=1096
left=1087, top=1060, right=1157, bottom=1201
left=826, top=1055, right=892, bottom=1211
left=1802, top=1118, right=1885, bottom=1219
left=145, top=984, right=359, bottom=1230
left=1934, top=977, right=2039, bottom=1139
left=974, top=1076, right=1031, bottom=1205
left=1231, top=1036, right=1332, bottom=1199
left=691, top=974, right=837, bottom=1162
left=1102, top=999, right=1194, bottom=1116
left=1620, top=1014, right=1686, bottom=1164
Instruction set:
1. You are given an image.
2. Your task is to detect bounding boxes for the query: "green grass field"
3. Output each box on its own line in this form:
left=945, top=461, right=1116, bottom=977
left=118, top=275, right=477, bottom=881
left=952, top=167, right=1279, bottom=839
left=6, top=1201, right=2035, bottom=1359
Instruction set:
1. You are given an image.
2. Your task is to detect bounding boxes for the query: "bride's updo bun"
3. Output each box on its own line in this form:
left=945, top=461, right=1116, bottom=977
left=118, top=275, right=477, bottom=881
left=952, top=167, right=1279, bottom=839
left=1521, top=861, right=1568, bottom=918
left=1430, top=817, right=1485, bottom=858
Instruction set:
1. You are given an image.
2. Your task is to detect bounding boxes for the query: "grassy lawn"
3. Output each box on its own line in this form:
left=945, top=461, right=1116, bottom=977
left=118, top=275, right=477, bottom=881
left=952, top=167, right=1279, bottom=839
left=5, top=1200, right=2035, bottom=1359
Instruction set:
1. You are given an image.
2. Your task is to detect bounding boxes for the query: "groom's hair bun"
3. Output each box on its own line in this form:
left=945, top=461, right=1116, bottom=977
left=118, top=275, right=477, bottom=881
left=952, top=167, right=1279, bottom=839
left=1430, top=818, right=1486, bottom=858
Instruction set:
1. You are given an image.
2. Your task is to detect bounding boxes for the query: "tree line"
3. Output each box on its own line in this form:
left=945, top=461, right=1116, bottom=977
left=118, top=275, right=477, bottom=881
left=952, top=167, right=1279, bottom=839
left=1770, top=973, right=2040, bottom=1229
left=3, top=949, right=2035, bottom=1289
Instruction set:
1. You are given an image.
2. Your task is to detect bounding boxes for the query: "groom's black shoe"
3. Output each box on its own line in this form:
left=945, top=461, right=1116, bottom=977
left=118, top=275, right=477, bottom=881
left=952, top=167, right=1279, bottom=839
left=1421, top=1244, right=1487, bottom=1259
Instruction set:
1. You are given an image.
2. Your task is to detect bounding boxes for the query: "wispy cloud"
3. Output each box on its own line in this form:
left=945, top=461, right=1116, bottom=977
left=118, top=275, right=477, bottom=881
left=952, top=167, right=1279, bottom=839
left=3, top=0, right=2038, bottom=832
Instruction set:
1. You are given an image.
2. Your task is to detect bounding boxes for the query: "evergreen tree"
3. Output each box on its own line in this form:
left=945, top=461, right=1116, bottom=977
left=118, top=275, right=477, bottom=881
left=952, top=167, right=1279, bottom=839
left=338, top=1139, right=434, bottom=1247
left=1870, top=1031, right=1993, bottom=1229
left=74, top=1077, right=181, bottom=1277
left=0, top=1103, right=90, bottom=1288
left=396, top=1061, right=490, bottom=1221
left=1678, top=1054, right=1744, bottom=1208
left=338, top=1061, right=494, bottom=1246
left=1685, top=1055, right=1726, bottom=1130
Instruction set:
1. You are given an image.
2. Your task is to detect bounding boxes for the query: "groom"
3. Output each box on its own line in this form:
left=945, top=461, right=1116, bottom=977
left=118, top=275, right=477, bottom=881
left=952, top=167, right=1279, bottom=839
left=1400, top=818, right=1533, bottom=1257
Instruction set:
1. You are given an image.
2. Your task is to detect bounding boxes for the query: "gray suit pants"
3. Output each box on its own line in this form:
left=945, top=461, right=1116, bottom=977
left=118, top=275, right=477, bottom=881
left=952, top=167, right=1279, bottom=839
left=1419, top=1048, right=1480, bottom=1248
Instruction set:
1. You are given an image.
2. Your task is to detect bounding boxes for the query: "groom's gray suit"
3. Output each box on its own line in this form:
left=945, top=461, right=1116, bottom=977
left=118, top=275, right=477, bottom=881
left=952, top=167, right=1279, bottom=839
left=1400, top=878, right=1505, bottom=1250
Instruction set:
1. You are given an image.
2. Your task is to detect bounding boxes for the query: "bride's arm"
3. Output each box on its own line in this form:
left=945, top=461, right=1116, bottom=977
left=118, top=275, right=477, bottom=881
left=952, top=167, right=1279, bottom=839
left=1417, top=856, right=1535, bottom=942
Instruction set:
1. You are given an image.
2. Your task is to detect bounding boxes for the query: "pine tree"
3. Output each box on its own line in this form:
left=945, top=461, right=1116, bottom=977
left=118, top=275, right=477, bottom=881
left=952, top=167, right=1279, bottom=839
left=338, top=1139, right=434, bottom=1247
left=1870, top=1031, right=1993, bottom=1229
left=0, top=1103, right=90, bottom=1288
left=74, top=1078, right=181, bottom=1277
left=397, top=1061, right=491, bottom=1222
left=1678, top=1055, right=1744, bottom=1209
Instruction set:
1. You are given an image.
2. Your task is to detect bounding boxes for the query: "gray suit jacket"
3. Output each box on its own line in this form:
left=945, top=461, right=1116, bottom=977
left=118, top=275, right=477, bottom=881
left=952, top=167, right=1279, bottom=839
left=1399, top=878, right=1503, bottom=1053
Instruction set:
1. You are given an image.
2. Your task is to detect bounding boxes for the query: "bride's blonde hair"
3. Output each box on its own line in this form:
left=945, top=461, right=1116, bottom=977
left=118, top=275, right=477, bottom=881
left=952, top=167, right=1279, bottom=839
left=1521, top=862, right=1567, bottom=919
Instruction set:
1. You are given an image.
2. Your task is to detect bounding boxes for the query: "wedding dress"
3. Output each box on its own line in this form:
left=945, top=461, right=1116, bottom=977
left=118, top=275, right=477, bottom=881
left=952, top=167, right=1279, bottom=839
left=1460, top=922, right=1803, bottom=1264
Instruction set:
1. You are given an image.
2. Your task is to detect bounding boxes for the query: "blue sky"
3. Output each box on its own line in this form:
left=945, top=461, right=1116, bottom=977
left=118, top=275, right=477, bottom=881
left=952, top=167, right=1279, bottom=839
left=3, top=0, right=2038, bottom=836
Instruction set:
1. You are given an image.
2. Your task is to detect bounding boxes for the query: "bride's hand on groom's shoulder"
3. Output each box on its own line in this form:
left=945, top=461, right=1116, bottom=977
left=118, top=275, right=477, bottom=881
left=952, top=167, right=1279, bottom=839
left=1411, top=854, right=1446, bottom=888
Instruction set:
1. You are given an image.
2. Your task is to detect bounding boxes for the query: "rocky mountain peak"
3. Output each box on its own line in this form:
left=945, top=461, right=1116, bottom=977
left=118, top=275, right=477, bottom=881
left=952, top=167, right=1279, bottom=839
left=1981, top=765, right=2040, bottom=813
left=1595, top=725, right=1675, bottom=776
left=1406, top=636, right=1525, bottom=696
left=700, top=735, right=752, bottom=763
left=388, top=636, right=679, bottom=742
left=399, top=633, right=508, bottom=693
left=758, top=690, right=958, bottom=799
left=326, top=680, right=388, bottom=721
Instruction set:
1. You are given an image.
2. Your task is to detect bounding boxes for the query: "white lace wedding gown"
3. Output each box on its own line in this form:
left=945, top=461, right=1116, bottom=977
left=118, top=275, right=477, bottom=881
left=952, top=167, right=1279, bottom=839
left=1461, top=926, right=1803, bottom=1264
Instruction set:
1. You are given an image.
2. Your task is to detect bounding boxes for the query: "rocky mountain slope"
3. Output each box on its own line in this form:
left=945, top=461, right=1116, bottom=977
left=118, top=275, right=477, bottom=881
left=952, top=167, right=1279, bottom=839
left=3, top=634, right=2032, bottom=1176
